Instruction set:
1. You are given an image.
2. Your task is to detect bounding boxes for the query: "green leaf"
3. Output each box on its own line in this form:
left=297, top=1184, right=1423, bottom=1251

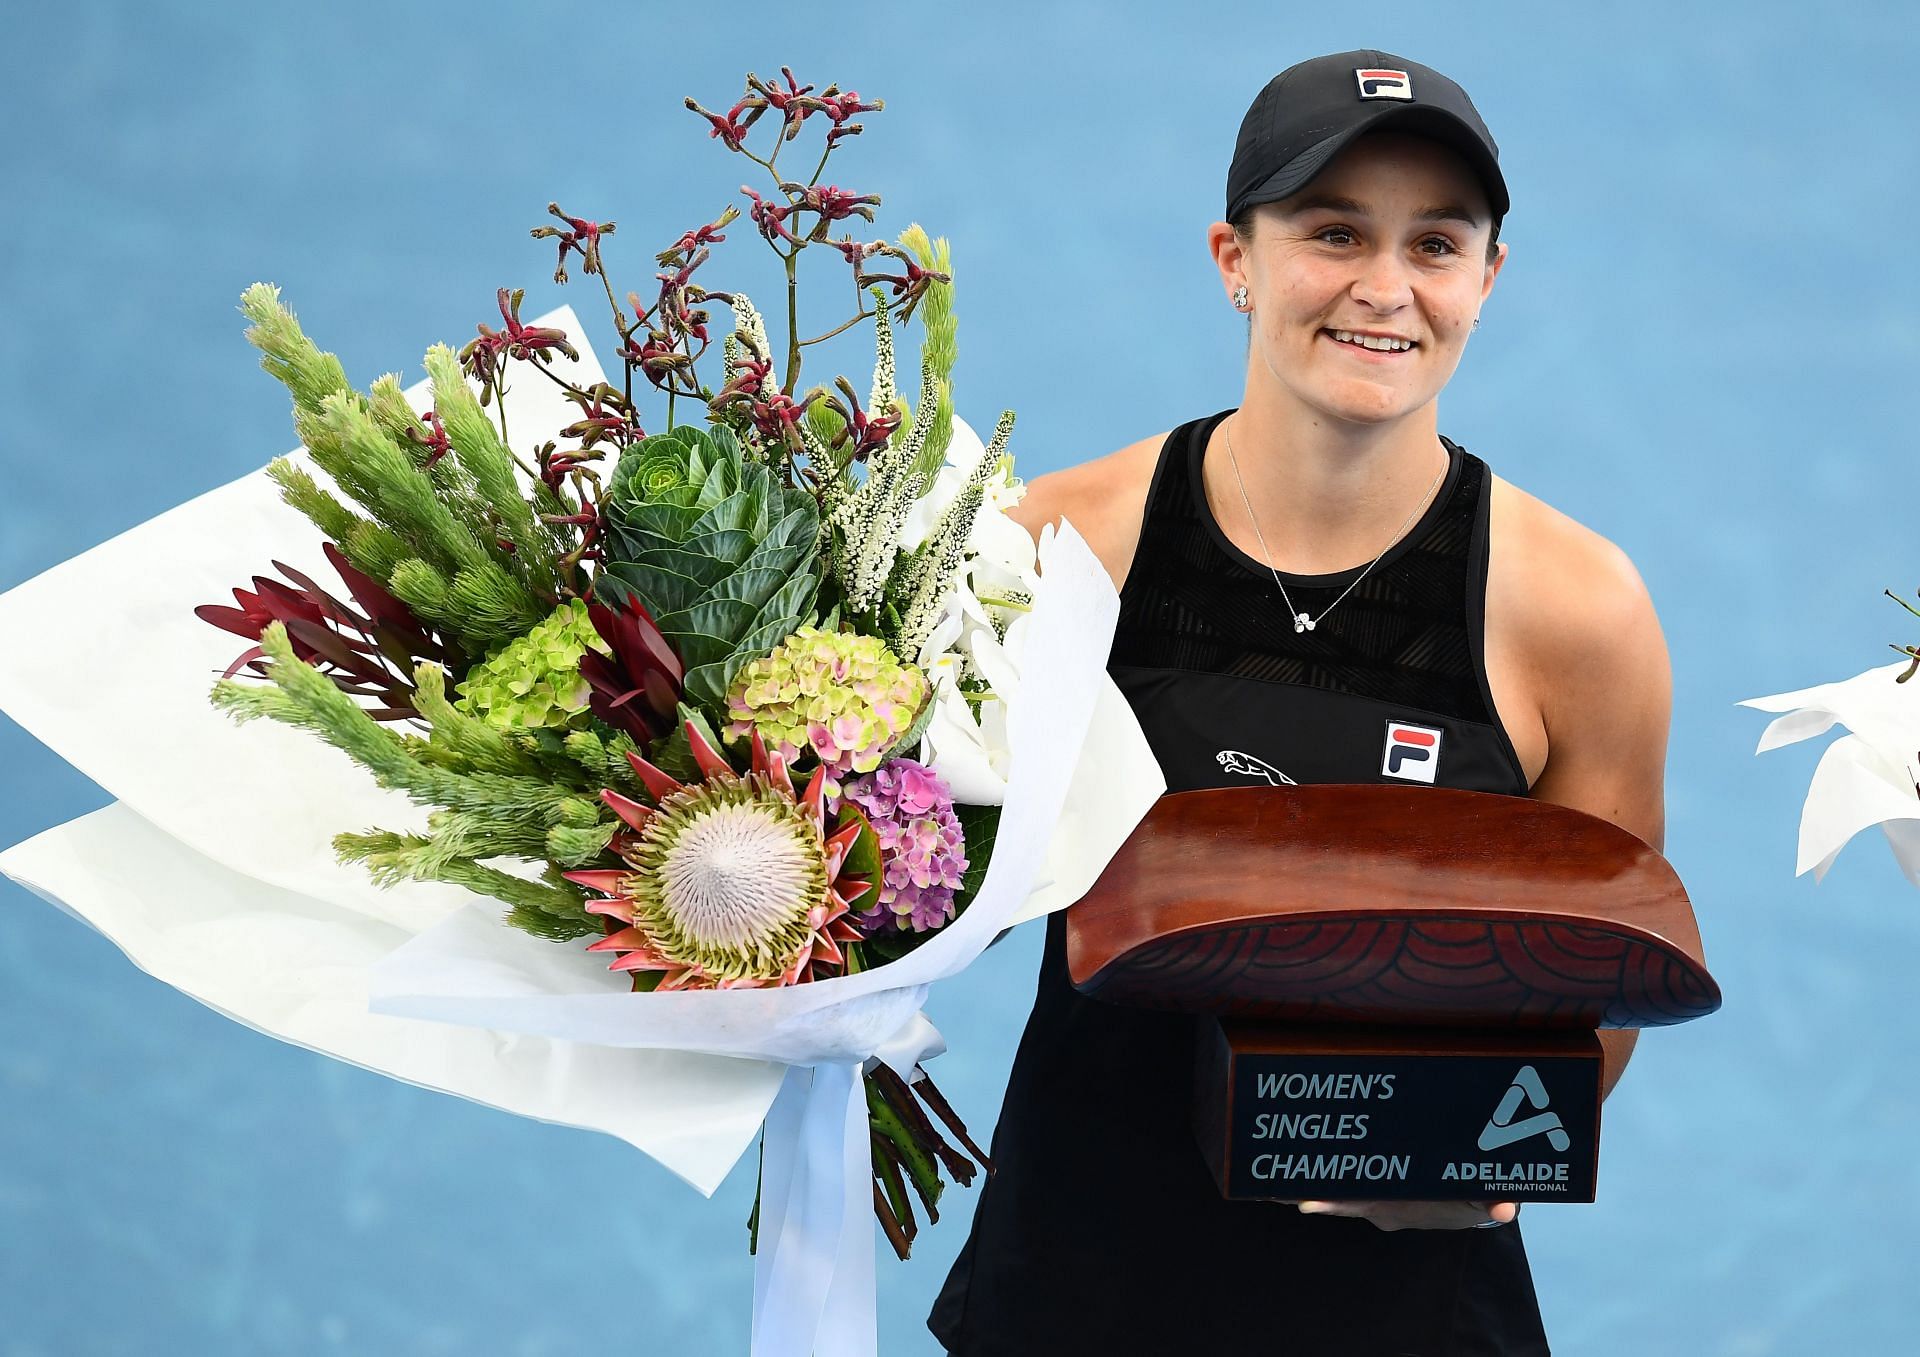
left=645, top=701, right=737, bottom=781
left=952, top=803, right=999, bottom=913
left=628, top=545, right=736, bottom=589
left=663, top=596, right=763, bottom=669
left=602, top=560, right=708, bottom=617
left=607, top=499, right=703, bottom=544
left=882, top=689, right=937, bottom=761
left=760, top=503, right=821, bottom=555
left=706, top=563, right=791, bottom=612
left=860, top=929, right=922, bottom=965
left=734, top=541, right=814, bottom=593
left=830, top=803, right=883, bottom=918
left=747, top=569, right=820, bottom=638
left=678, top=526, right=760, bottom=569
left=647, top=723, right=700, bottom=782
left=681, top=656, right=736, bottom=711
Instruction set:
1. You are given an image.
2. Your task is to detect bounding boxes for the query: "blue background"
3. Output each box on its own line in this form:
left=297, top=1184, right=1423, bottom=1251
left=3, top=3, right=1917, bottom=1353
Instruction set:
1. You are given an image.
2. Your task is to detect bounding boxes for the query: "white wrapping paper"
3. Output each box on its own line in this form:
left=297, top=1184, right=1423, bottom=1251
left=0, top=306, right=1167, bottom=1356
left=1738, top=659, right=1920, bottom=884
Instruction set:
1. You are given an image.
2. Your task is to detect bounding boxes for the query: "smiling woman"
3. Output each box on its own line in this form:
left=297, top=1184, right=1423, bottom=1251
left=1223, top=134, right=1503, bottom=438
left=927, top=47, right=1673, bottom=1357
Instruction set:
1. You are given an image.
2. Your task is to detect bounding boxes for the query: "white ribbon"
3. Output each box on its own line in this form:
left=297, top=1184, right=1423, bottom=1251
left=748, top=1002, right=951, bottom=1357
left=752, top=1061, right=876, bottom=1357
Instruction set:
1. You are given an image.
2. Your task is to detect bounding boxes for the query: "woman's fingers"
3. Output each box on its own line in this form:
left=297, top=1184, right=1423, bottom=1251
left=1295, top=1200, right=1518, bottom=1231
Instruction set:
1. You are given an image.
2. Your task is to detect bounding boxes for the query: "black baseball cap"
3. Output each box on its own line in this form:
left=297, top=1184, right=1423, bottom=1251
left=1225, top=50, right=1509, bottom=227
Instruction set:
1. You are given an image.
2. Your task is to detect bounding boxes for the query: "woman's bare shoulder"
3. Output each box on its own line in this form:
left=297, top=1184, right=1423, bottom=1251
left=1486, top=469, right=1661, bottom=661
left=1007, top=431, right=1171, bottom=591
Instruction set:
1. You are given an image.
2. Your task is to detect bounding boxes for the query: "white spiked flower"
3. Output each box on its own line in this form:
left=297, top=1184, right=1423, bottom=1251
left=868, top=291, right=898, bottom=416
left=729, top=294, right=773, bottom=364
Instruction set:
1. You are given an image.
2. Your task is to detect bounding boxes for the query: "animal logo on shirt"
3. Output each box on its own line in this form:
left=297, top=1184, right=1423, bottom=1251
left=1215, top=750, right=1297, bottom=786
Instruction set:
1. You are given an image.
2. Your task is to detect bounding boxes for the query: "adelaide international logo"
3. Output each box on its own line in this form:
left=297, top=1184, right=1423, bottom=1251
left=1477, top=1065, right=1572, bottom=1153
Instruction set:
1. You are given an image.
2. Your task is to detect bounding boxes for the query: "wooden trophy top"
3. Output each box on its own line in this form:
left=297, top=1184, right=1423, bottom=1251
left=1065, top=785, right=1720, bottom=1031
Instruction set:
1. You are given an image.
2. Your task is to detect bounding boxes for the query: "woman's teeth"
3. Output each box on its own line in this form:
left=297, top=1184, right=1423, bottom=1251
left=1326, top=329, right=1415, bottom=352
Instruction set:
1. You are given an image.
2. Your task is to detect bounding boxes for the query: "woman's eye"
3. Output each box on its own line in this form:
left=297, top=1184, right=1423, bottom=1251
left=1316, top=228, right=1456, bottom=255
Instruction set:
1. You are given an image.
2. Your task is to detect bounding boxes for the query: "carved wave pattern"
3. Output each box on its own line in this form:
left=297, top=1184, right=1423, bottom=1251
left=1084, top=916, right=1721, bottom=1029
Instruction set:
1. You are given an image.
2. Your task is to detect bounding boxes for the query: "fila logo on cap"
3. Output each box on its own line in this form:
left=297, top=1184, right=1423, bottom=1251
left=1382, top=720, right=1443, bottom=782
left=1355, top=67, right=1413, bottom=101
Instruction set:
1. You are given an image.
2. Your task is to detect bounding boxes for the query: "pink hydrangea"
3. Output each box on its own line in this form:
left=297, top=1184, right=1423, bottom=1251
left=836, top=757, right=968, bottom=934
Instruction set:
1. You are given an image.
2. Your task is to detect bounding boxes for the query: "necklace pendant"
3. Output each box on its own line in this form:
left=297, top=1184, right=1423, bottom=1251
left=1294, top=613, right=1314, bottom=633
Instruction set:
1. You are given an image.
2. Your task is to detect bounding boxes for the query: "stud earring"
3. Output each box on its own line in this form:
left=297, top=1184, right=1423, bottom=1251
left=1472, top=316, right=1480, bottom=329
left=1232, top=285, right=1248, bottom=310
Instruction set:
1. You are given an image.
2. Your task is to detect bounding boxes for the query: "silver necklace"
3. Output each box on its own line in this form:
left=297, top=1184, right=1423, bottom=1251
left=1221, top=416, right=1447, bottom=634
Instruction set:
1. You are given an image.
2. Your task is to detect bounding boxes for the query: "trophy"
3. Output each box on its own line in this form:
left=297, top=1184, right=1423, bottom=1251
left=1066, top=785, right=1720, bottom=1203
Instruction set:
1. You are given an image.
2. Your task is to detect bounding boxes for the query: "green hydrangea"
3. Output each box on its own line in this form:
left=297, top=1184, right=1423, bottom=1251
left=725, top=627, right=928, bottom=786
left=453, top=597, right=608, bottom=732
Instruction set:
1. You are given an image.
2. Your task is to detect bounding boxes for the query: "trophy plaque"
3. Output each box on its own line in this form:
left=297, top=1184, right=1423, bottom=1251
left=1067, top=785, right=1720, bottom=1203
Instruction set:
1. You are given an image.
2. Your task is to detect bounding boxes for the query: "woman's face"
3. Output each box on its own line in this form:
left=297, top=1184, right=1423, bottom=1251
left=1226, top=130, right=1507, bottom=427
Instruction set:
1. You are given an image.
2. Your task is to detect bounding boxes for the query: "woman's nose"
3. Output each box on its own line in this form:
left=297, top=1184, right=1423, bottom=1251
left=1348, top=249, right=1416, bottom=311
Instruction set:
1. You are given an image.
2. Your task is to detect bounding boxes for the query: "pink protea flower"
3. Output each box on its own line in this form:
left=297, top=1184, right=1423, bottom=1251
left=561, top=724, right=873, bottom=990
left=836, top=758, right=968, bottom=934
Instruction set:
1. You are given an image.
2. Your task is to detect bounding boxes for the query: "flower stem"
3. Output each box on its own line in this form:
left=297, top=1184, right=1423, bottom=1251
left=870, top=1063, right=976, bottom=1185
left=871, top=1132, right=917, bottom=1257
left=746, top=1128, right=764, bottom=1254
left=798, top=308, right=876, bottom=347
left=866, top=1071, right=944, bottom=1218
left=909, top=1067, right=994, bottom=1173
left=872, top=1180, right=911, bottom=1261
left=784, top=248, right=802, bottom=395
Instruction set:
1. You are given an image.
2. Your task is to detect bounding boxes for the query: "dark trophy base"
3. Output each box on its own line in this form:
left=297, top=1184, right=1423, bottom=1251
left=1195, top=1020, right=1602, bottom=1202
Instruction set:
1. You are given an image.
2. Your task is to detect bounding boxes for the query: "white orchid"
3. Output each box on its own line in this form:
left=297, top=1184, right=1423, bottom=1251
left=902, top=417, right=1039, bottom=806
left=1739, top=659, right=1920, bottom=884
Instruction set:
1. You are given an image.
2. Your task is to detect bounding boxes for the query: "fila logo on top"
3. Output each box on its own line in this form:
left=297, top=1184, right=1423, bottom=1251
left=1355, top=67, right=1413, bottom=100
left=1382, top=720, right=1443, bottom=782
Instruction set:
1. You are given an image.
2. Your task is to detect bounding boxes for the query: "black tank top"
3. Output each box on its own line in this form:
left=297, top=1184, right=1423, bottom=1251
left=928, top=409, right=1550, bottom=1357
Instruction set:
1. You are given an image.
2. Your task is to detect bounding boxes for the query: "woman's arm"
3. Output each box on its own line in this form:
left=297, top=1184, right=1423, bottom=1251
left=1525, top=529, right=1673, bottom=1104
left=1303, top=522, right=1674, bottom=1231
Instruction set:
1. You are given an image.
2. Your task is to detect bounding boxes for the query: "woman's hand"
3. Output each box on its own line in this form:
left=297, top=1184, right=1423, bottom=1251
left=1291, top=1199, right=1519, bottom=1232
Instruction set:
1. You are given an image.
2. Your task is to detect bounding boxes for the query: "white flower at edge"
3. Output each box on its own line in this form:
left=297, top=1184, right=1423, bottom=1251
left=1738, top=659, right=1920, bottom=885
left=904, top=417, right=1039, bottom=806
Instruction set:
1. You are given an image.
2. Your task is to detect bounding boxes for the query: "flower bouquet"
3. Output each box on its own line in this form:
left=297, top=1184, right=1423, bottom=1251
left=0, top=67, right=1163, bottom=1356
left=1739, top=589, right=1920, bottom=884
